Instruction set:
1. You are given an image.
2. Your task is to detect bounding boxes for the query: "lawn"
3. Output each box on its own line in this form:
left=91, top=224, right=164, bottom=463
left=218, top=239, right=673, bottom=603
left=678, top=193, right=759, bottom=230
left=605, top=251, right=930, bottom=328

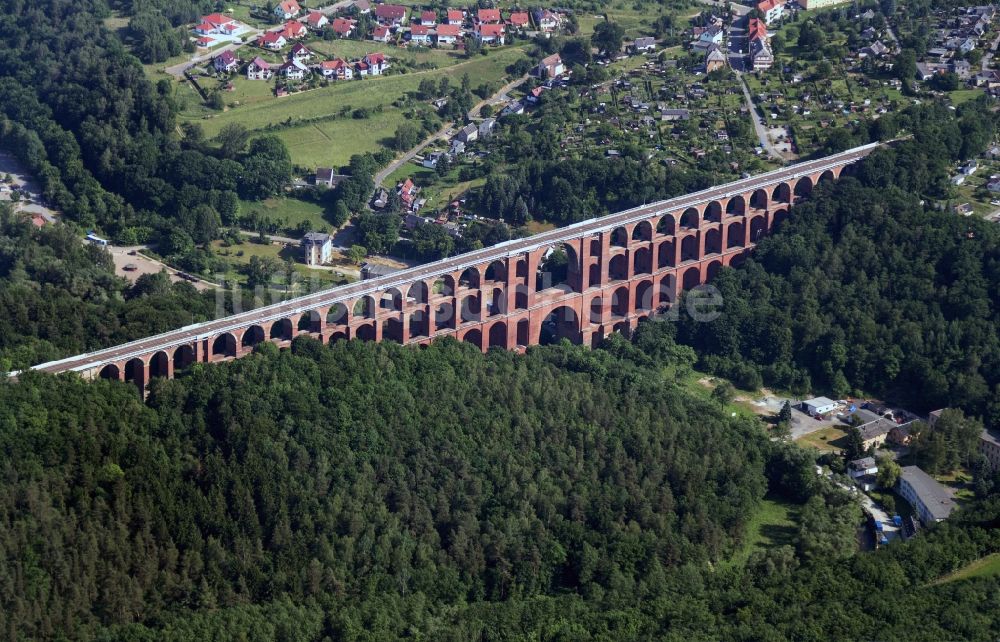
left=308, top=39, right=459, bottom=69
left=240, top=196, right=332, bottom=234
left=184, top=47, right=528, bottom=168
left=210, top=239, right=351, bottom=286
left=932, top=553, right=1000, bottom=585
left=721, top=496, right=799, bottom=570
left=795, top=425, right=850, bottom=454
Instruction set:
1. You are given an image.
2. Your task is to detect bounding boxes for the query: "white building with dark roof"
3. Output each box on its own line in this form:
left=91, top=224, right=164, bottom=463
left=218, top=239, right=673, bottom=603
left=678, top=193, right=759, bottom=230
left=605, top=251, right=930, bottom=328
left=898, top=466, right=957, bottom=525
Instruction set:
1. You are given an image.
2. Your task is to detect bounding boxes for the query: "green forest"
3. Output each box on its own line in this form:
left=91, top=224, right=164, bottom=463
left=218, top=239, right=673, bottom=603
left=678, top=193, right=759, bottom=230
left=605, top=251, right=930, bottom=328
left=1, top=332, right=999, bottom=640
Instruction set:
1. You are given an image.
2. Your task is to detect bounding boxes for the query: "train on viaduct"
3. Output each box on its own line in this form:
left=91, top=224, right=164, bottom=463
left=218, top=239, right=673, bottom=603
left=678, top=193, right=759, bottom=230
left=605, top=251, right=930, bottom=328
left=28, top=143, right=878, bottom=389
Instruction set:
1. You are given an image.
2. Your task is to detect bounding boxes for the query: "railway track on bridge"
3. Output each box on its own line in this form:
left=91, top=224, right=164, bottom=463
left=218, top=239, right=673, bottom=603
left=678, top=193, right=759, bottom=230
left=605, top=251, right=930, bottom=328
left=25, top=143, right=879, bottom=380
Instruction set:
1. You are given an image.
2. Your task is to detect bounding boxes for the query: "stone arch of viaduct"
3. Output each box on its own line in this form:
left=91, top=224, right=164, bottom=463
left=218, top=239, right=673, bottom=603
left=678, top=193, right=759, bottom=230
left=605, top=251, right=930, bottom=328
left=31, top=144, right=877, bottom=388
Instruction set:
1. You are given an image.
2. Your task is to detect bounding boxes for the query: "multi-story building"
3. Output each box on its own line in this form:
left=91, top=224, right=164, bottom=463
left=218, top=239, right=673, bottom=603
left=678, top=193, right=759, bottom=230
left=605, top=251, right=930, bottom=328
left=898, top=466, right=957, bottom=525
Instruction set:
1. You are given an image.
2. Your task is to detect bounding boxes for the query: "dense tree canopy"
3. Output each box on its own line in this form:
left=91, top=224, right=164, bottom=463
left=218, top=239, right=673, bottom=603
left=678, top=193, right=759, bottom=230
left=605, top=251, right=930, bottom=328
left=1, top=330, right=998, bottom=639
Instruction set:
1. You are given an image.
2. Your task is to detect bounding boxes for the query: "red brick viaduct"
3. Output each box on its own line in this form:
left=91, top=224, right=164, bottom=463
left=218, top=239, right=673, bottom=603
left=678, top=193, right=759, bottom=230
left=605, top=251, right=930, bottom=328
left=29, top=144, right=877, bottom=389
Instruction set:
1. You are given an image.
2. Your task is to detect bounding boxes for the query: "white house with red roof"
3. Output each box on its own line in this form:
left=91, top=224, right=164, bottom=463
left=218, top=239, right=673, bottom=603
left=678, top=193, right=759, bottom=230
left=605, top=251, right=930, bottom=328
left=280, top=20, right=308, bottom=39
left=274, top=0, right=302, bottom=20
left=372, top=25, right=392, bottom=42
left=247, top=57, right=274, bottom=80
left=508, top=11, right=530, bottom=29
left=257, top=31, right=287, bottom=50
left=194, top=13, right=239, bottom=35
left=331, top=17, right=356, bottom=37
left=363, top=52, right=387, bottom=74
left=374, top=4, right=407, bottom=25
left=316, top=58, right=354, bottom=80
left=756, top=0, right=786, bottom=25
left=419, top=10, right=437, bottom=26
left=477, top=8, right=501, bottom=23
left=409, top=24, right=432, bottom=44
left=446, top=9, right=464, bottom=25
left=476, top=23, right=505, bottom=45
left=290, top=42, right=313, bottom=61
left=536, top=53, right=564, bottom=78
left=306, top=11, right=329, bottom=30
left=436, top=24, right=461, bottom=45
left=213, top=50, right=239, bottom=73
left=533, top=9, right=562, bottom=32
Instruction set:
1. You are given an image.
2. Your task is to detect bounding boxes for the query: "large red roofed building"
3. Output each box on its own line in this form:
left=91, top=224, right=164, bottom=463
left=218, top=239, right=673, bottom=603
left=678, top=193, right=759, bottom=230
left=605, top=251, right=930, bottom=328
left=281, top=20, right=308, bottom=39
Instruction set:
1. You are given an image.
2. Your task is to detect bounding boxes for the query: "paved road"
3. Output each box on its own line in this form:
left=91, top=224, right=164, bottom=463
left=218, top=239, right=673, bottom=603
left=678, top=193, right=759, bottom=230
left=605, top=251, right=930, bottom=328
left=317, top=0, right=355, bottom=16
left=165, top=34, right=262, bottom=77
left=374, top=123, right=455, bottom=189
left=471, top=73, right=530, bottom=118
left=737, top=72, right=786, bottom=161
left=29, top=144, right=878, bottom=374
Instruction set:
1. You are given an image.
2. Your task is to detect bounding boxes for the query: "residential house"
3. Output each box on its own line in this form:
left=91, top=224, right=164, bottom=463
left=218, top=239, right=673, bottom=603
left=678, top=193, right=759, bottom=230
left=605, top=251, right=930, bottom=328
left=446, top=9, right=465, bottom=25
left=848, top=456, right=878, bottom=478
left=422, top=151, right=445, bottom=168
left=478, top=118, right=496, bottom=138
left=477, top=8, right=502, bottom=23
left=301, top=232, right=332, bottom=265
left=397, top=178, right=418, bottom=210
left=633, top=36, right=656, bottom=52
left=527, top=85, right=545, bottom=103
left=281, top=20, right=308, bottom=39
left=756, top=0, right=786, bottom=25
left=372, top=25, right=392, bottom=42
left=751, top=39, right=774, bottom=70
left=289, top=42, right=313, bottom=62
left=246, top=56, right=273, bottom=80
left=315, top=167, right=338, bottom=187
left=354, top=0, right=371, bottom=14
left=420, top=10, right=437, bottom=26
left=859, top=40, right=888, bottom=58
left=195, top=13, right=239, bottom=36
left=330, top=17, right=355, bottom=37
left=449, top=139, right=465, bottom=155
left=952, top=59, right=972, bottom=78
left=375, top=4, right=407, bottom=25
left=536, top=53, right=564, bottom=78
left=980, top=429, right=1000, bottom=470
left=960, top=36, right=977, bottom=54
left=747, top=18, right=768, bottom=43
left=274, top=0, right=301, bottom=20
left=706, top=47, right=726, bottom=72
left=316, top=58, right=353, bottom=80
left=280, top=59, right=310, bottom=80
left=257, top=31, right=287, bottom=50
left=476, top=23, right=505, bottom=45
left=306, top=11, right=329, bottom=30
left=362, top=52, right=387, bottom=75
left=436, top=24, right=461, bottom=45
left=195, top=35, right=214, bottom=47
left=533, top=9, right=562, bottom=32
left=509, top=11, right=530, bottom=29
left=699, top=25, right=724, bottom=45
left=859, top=417, right=901, bottom=450
left=456, top=123, right=479, bottom=143
left=961, top=160, right=979, bottom=175
left=409, top=24, right=432, bottom=44
left=898, top=466, right=957, bottom=524
left=213, top=50, right=239, bottom=73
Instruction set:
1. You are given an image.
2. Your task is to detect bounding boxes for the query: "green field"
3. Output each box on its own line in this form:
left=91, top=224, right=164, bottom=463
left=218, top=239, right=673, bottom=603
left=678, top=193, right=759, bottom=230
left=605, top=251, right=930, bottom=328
left=932, top=553, right=1000, bottom=585
left=795, top=425, right=850, bottom=454
left=183, top=47, right=527, bottom=168
left=722, top=496, right=799, bottom=569
left=308, top=39, right=459, bottom=69
left=240, top=196, right=331, bottom=233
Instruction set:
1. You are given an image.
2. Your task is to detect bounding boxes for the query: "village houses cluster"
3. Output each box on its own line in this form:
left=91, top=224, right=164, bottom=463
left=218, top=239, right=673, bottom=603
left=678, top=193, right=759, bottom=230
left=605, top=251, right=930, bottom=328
left=916, top=5, right=998, bottom=90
